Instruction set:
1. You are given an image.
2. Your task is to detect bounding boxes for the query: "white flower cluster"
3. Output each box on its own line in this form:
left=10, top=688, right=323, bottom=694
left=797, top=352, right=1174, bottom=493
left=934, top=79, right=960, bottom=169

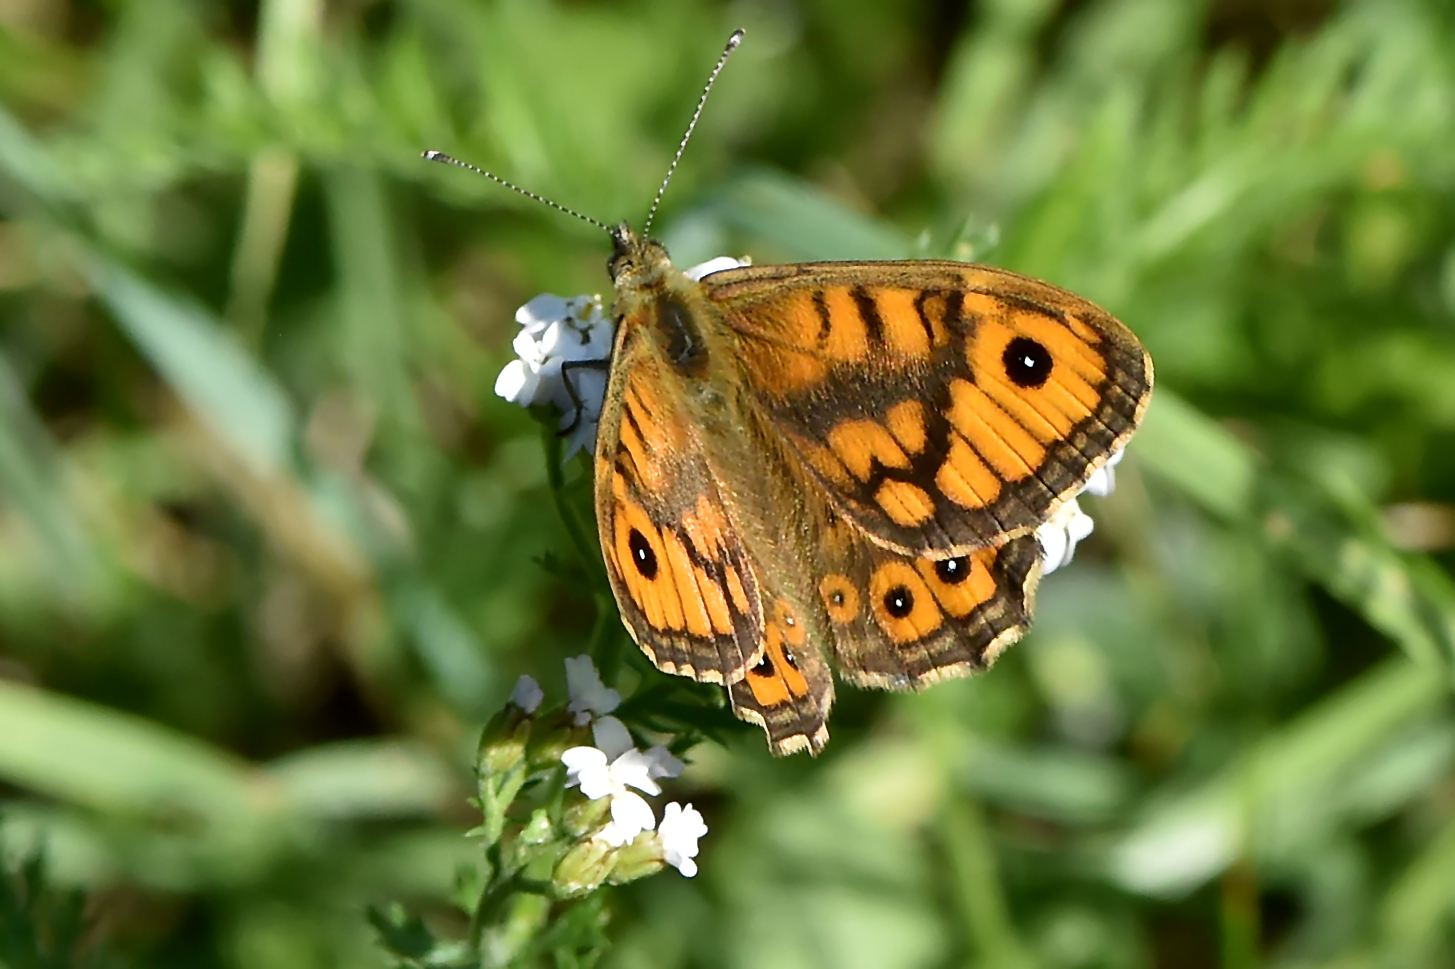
left=493, top=259, right=748, bottom=461
left=495, top=294, right=614, bottom=462
left=1035, top=448, right=1124, bottom=575
left=494, top=257, right=1127, bottom=575
left=508, top=656, right=706, bottom=876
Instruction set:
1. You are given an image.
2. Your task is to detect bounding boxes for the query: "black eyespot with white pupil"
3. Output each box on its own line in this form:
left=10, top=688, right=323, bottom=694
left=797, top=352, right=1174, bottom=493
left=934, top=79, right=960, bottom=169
left=1003, top=336, right=1052, bottom=389
left=884, top=585, right=914, bottom=619
left=934, top=557, right=970, bottom=584
left=753, top=654, right=774, bottom=676
left=628, top=528, right=657, bottom=579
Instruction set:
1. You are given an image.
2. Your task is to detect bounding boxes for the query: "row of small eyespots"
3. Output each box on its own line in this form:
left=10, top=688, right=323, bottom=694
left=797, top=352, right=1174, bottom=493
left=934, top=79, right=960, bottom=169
left=818, top=552, right=993, bottom=644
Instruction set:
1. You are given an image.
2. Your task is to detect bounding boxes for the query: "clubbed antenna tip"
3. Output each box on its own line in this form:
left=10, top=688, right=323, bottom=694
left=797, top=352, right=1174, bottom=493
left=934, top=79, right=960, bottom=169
left=642, top=28, right=746, bottom=236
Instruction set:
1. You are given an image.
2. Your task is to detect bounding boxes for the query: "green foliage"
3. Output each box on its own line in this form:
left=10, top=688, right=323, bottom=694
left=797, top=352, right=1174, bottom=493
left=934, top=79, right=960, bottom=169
left=0, top=829, right=107, bottom=969
left=2, top=0, right=1455, bottom=967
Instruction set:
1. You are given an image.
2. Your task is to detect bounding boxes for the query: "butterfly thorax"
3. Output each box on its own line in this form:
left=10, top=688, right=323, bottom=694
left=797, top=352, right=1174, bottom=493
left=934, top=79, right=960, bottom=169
left=607, top=224, right=719, bottom=379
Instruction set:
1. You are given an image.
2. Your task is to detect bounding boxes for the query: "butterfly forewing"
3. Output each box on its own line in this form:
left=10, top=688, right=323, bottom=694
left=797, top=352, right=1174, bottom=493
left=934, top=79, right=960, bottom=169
left=702, top=262, right=1153, bottom=555
left=594, top=319, right=768, bottom=684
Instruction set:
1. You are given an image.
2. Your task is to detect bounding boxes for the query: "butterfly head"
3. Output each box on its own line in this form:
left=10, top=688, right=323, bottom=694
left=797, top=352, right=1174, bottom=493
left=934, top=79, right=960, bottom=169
left=608, top=223, right=676, bottom=292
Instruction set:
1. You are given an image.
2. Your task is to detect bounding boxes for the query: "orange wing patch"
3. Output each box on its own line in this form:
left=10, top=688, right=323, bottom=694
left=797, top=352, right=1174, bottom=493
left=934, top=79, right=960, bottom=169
left=827, top=419, right=912, bottom=481
left=936, top=436, right=1004, bottom=509
left=965, top=313, right=1106, bottom=436
left=875, top=479, right=937, bottom=527
left=946, top=378, right=1047, bottom=482
left=915, top=553, right=998, bottom=619
left=820, top=287, right=871, bottom=361
left=868, top=287, right=935, bottom=356
left=867, top=560, right=944, bottom=642
left=884, top=399, right=928, bottom=455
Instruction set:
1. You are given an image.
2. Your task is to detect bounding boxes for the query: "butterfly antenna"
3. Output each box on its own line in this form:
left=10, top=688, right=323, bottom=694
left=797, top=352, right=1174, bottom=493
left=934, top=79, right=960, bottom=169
left=421, top=150, right=612, bottom=233
left=642, top=28, right=744, bottom=236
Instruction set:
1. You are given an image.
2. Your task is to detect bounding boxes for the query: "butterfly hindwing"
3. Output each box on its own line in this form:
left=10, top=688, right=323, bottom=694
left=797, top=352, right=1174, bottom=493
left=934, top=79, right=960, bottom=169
left=816, top=512, right=1042, bottom=690
left=704, top=261, right=1152, bottom=554
left=725, top=512, right=1041, bottom=754
left=727, top=593, right=835, bottom=756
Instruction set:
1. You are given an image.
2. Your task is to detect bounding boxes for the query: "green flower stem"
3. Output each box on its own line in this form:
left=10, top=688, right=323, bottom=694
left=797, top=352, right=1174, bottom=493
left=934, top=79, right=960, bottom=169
left=543, top=424, right=603, bottom=582
left=591, top=592, right=626, bottom=684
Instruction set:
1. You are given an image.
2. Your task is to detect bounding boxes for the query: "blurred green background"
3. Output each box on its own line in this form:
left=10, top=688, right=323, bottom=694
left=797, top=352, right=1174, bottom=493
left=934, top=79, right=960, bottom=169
left=3, top=0, right=1455, bottom=966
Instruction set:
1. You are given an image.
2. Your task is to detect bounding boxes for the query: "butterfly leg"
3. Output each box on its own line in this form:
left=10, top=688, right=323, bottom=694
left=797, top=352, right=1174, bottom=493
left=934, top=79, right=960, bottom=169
left=559, top=357, right=612, bottom=437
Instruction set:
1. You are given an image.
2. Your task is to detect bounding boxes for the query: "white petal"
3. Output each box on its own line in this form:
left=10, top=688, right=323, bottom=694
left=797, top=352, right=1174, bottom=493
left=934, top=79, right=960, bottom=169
left=561, top=746, right=609, bottom=792
left=686, top=256, right=747, bottom=280
left=594, top=820, right=631, bottom=848
left=1067, top=505, right=1095, bottom=544
left=556, top=367, right=609, bottom=461
left=565, top=655, right=621, bottom=723
left=608, top=790, right=657, bottom=842
left=1038, top=498, right=1096, bottom=574
left=539, top=319, right=567, bottom=357
left=1083, top=464, right=1114, bottom=497
left=576, top=769, right=616, bottom=801
left=517, top=294, right=571, bottom=331
left=659, top=802, right=708, bottom=842
left=1037, top=521, right=1070, bottom=573
left=555, top=321, right=606, bottom=363
left=588, top=681, right=622, bottom=716
left=511, top=327, right=538, bottom=366
left=592, top=716, right=636, bottom=761
left=1083, top=448, right=1125, bottom=498
left=610, top=749, right=662, bottom=797
left=580, top=315, right=615, bottom=359
left=561, top=418, right=599, bottom=465
left=658, top=802, right=706, bottom=876
left=509, top=675, right=543, bottom=713
left=493, top=360, right=536, bottom=405
left=564, top=654, right=597, bottom=697
left=645, top=745, right=685, bottom=780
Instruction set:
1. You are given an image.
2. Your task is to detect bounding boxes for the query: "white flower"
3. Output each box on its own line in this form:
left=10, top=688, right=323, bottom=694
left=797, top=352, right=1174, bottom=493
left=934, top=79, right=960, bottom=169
left=686, top=256, right=748, bottom=280
left=497, top=259, right=744, bottom=459
left=1083, top=448, right=1124, bottom=498
left=590, top=716, right=683, bottom=778
left=657, top=802, right=708, bottom=877
left=495, top=293, right=614, bottom=461
left=644, top=745, right=684, bottom=780
left=1037, top=497, right=1096, bottom=575
left=508, top=674, right=543, bottom=714
left=565, top=654, right=620, bottom=725
left=1037, top=448, right=1128, bottom=573
left=562, top=743, right=662, bottom=847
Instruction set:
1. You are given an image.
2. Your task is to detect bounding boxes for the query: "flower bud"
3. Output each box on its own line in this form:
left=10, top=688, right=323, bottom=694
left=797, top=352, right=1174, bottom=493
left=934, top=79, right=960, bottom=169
left=553, top=838, right=616, bottom=897
left=606, top=832, right=666, bottom=885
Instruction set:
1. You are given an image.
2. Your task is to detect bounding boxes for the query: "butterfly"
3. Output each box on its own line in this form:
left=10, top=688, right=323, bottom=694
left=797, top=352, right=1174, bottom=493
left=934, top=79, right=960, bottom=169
left=430, top=30, right=1152, bottom=755
left=595, top=227, right=1152, bottom=755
